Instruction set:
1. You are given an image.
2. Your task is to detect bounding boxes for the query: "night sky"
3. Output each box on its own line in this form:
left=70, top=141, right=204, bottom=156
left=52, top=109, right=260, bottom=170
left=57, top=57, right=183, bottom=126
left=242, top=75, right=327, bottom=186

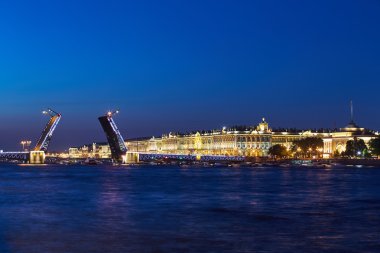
left=0, top=0, right=379, bottom=151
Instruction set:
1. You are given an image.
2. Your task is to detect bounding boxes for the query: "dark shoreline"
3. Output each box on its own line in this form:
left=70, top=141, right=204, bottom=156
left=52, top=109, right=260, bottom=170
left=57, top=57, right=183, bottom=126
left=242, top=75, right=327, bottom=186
left=265, top=158, right=380, bottom=167
left=1, top=158, right=380, bottom=168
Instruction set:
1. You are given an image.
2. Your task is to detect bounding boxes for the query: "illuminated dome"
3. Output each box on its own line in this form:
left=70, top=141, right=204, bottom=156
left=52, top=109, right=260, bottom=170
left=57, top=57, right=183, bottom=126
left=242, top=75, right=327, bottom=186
left=345, top=120, right=360, bottom=129
left=340, top=120, right=364, bottom=132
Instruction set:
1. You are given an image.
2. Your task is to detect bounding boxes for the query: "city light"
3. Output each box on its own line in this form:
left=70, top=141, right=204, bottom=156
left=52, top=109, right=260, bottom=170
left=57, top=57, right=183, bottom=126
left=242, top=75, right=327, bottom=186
left=107, top=110, right=119, bottom=117
left=20, top=140, right=32, bottom=151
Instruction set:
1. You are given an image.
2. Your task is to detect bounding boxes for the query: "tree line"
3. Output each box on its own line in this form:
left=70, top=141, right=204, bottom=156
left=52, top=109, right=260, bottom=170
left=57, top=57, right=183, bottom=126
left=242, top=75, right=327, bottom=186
left=268, top=136, right=380, bottom=159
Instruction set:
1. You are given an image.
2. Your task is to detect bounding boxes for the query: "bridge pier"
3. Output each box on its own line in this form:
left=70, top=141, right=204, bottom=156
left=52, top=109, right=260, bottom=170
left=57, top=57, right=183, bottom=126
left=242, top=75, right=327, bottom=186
left=0, top=109, right=60, bottom=165
left=29, top=151, right=45, bottom=164
left=125, top=152, right=139, bottom=164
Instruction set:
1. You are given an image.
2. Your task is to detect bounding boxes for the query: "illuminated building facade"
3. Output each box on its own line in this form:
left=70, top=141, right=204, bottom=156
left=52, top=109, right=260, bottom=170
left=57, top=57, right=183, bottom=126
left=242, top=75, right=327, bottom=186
left=322, top=103, right=378, bottom=157
left=67, top=116, right=378, bottom=159
left=322, top=120, right=377, bottom=157
left=68, top=118, right=328, bottom=159
left=272, top=130, right=330, bottom=151
left=137, top=118, right=273, bottom=157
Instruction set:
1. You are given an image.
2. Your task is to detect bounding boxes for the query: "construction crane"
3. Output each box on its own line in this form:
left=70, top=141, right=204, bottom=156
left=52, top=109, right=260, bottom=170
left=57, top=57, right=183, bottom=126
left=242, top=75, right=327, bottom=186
left=34, top=108, right=62, bottom=152
left=98, top=110, right=127, bottom=163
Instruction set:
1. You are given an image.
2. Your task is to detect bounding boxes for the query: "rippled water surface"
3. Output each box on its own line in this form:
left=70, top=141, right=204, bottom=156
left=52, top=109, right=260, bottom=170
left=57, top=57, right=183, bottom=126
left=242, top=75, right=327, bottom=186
left=0, top=164, right=380, bottom=253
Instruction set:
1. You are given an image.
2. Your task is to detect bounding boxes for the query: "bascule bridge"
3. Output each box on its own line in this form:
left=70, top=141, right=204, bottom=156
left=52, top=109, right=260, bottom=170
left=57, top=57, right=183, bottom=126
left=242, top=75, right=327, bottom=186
left=0, top=109, right=61, bottom=164
left=98, top=111, right=129, bottom=163
left=98, top=111, right=245, bottom=164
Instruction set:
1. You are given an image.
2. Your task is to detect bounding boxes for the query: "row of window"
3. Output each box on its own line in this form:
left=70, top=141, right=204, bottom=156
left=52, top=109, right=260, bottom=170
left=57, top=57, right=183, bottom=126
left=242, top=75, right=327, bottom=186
left=237, top=144, right=270, bottom=149
left=237, top=136, right=270, bottom=142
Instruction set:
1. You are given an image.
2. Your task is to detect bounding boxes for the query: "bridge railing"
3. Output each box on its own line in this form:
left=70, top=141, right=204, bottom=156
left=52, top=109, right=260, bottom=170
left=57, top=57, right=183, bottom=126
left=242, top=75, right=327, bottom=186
left=0, top=152, right=29, bottom=160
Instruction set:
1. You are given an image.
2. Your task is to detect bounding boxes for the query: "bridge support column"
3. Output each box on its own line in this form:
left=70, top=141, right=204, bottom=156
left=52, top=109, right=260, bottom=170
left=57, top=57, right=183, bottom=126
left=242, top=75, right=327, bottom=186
left=29, top=151, right=45, bottom=164
left=125, top=152, right=140, bottom=164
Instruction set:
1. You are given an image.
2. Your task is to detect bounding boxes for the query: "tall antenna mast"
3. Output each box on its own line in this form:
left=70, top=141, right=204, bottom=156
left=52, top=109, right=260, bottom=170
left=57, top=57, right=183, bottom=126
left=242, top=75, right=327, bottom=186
left=350, top=100, right=354, bottom=122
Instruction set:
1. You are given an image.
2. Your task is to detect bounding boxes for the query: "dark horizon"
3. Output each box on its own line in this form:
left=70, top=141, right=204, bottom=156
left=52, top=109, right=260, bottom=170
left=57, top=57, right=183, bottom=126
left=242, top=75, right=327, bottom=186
left=1, top=0, right=379, bottom=151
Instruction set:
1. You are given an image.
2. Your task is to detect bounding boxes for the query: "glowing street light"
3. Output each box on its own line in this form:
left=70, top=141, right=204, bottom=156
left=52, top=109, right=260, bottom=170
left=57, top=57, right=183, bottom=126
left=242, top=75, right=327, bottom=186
left=107, top=110, right=120, bottom=117
left=20, top=140, right=32, bottom=151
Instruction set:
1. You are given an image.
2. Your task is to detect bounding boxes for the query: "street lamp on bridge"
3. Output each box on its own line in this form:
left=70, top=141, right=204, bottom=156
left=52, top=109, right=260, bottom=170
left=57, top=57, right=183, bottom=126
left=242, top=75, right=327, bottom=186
left=20, top=140, right=32, bottom=151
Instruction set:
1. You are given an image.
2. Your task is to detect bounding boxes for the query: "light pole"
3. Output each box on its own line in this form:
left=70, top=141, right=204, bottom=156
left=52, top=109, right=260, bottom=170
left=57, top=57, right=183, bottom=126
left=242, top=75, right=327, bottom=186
left=20, top=140, right=32, bottom=151
left=21, top=141, right=26, bottom=151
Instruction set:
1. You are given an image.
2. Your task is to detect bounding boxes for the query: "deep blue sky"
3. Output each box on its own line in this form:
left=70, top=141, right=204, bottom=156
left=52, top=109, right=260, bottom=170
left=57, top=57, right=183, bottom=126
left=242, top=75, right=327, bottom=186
left=0, top=0, right=379, bottom=151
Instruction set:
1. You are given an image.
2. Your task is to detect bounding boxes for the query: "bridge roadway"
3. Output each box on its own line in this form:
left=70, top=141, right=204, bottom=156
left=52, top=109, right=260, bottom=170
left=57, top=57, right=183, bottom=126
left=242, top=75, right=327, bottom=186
left=0, top=152, right=29, bottom=161
left=0, top=151, right=46, bottom=164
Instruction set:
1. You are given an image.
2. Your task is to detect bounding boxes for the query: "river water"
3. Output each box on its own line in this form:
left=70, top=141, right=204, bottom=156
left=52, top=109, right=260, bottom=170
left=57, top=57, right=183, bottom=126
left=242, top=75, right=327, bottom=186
left=0, top=164, right=379, bottom=253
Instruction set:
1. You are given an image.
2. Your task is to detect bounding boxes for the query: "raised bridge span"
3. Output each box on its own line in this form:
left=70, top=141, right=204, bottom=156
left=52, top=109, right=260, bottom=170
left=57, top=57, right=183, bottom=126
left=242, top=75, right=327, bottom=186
left=0, top=109, right=61, bottom=164
left=1, top=109, right=244, bottom=164
left=98, top=111, right=245, bottom=164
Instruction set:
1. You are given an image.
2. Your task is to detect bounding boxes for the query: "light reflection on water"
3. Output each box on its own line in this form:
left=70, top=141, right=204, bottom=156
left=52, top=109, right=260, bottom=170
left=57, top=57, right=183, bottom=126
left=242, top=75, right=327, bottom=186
left=0, top=164, right=380, bottom=253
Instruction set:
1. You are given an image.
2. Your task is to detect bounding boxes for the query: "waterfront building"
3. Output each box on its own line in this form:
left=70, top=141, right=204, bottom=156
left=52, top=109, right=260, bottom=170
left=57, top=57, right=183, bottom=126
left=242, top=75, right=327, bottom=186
left=322, top=120, right=377, bottom=157
left=68, top=118, right=326, bottom=159
left=67, top=115, right=378, bottom=159
left=322, top=102, right=378, bottom=157
left=68, top=147, right=81, bottom=158
left=136, top=118, right=272, bottom=157
left=68, top=143, right=110, bottom=159
left=272, top=130, right=330, bottom=151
